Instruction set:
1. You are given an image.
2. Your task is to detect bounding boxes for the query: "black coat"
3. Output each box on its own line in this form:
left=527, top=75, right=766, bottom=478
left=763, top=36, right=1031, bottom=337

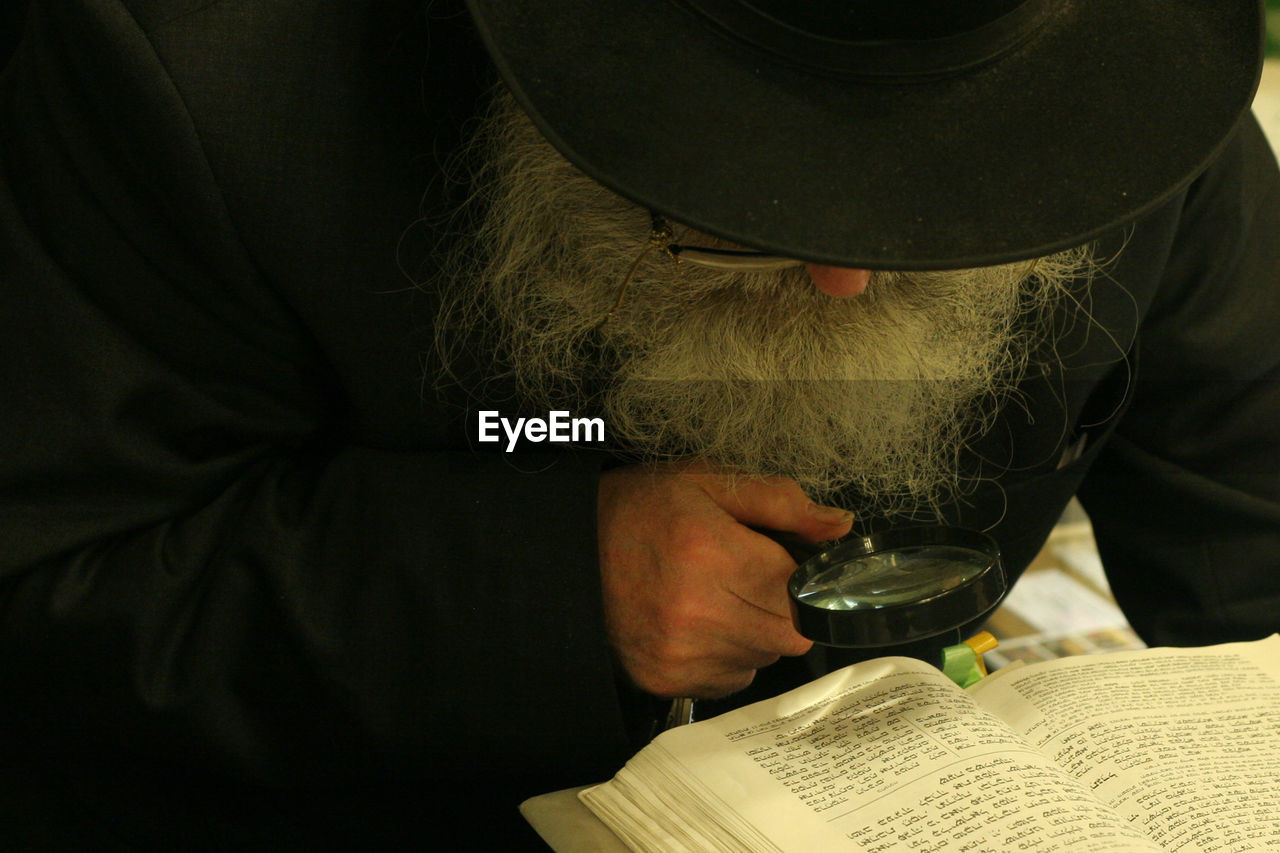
left=2, top=0, right=1278, bottom=848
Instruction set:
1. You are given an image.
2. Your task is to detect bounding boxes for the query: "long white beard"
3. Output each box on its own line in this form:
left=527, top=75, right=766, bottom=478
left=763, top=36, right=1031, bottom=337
left=437, top=92, right=1094, bottom=515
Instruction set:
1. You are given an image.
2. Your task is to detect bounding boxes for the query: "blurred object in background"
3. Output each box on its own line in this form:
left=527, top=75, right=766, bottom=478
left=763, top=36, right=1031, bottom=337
left=1254, top=25, right=1280, bottom=161
left=983, top=499, right=1146, bottom=669
left=1268, top=0, right=1280, bottom=56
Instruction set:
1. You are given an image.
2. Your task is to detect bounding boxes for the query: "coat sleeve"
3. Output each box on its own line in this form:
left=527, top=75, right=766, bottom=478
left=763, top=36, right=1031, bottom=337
left=1077, top=113, right=1280, bottom=647
left=0, top=0, right=631, bottom=812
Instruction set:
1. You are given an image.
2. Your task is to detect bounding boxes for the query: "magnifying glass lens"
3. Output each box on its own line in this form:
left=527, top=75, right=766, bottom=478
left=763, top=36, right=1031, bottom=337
left=787, top=526, right=1005, bottom=648
left=794, top=544, right=995, bottom=611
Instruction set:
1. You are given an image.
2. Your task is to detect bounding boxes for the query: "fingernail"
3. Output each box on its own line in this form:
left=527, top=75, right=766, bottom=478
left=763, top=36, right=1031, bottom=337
left=807, top=502, right=854, bottom=525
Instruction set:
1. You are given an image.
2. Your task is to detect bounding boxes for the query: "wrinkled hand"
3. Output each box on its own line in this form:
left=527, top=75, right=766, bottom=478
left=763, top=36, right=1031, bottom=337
left=597, top=462, right=854, bottom=699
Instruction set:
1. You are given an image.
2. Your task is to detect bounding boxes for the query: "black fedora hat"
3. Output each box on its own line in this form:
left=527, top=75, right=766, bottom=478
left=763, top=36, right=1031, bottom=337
left=464, top=0, right=1263, bottom=270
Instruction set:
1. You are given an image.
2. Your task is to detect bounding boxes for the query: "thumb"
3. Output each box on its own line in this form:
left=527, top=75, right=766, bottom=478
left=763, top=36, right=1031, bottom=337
left=689, top=471, right=854, bottom=542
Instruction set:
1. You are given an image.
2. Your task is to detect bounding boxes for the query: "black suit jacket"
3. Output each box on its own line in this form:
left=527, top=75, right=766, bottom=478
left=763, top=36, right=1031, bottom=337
left=2, top=0, right=1279, bottom=848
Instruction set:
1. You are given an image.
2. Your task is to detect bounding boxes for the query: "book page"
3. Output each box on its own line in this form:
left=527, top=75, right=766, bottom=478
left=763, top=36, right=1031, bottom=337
left=969, top=635, right=1280, bottom=849
left=582, top=657, right=1156, bottom=852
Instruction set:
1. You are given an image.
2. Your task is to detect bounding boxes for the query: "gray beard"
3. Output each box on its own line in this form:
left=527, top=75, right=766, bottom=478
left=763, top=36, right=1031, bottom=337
left=436, top=91, right=1095, bottom=516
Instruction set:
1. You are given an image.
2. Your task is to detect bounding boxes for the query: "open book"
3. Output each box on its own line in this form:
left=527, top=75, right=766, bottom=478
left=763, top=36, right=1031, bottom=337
left=576, top=635, right=1280, bottom=851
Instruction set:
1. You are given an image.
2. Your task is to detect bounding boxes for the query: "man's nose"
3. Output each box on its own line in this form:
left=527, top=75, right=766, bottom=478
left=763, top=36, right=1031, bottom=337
left=805, top=264, right=871, bottom=298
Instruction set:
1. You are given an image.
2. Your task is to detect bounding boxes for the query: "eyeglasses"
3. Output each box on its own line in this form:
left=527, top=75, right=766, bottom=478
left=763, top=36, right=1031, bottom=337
left=597, top=213, right=805, bottom=326
left=648, top=213, right=806, bottom=272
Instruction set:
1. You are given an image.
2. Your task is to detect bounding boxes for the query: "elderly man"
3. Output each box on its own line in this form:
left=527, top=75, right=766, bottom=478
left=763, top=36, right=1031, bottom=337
left=0, top=0, right=1275, bottom=847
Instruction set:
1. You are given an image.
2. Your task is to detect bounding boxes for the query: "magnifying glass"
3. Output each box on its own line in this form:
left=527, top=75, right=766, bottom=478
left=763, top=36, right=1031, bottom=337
left=665, top=525, right=1005, bottom=730
left=787, top=525, right=1006, bottom=649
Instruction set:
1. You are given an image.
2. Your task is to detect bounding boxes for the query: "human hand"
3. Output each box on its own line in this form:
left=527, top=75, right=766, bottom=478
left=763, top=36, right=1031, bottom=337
left=597, top=462, right=854, bottom=699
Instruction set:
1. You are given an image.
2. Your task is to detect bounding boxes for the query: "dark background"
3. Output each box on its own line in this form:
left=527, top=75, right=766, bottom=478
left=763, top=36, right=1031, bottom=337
left=2, top=1, right=28, bottom=70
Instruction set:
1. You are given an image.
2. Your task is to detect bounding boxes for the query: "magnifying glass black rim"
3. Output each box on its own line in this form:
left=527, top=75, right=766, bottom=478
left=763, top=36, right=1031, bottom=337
left=788, top=525, right=1006, bottom=648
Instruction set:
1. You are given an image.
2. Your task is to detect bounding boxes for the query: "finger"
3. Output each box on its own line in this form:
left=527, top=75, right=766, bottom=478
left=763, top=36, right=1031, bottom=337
left=659, top=586, right=812, bottom=669
left=684, top=658, right=767, bottom=700
left=716, top=531, right=801, bottom=609
left=690, top=471, right=854, bottom=542
left=711, top=585, right=814, bottom=659
left=643, top=637, right=795, bottom=699
left=675, top=628, right=813, bottom=700
left=621, top=632, right=784, bottom=699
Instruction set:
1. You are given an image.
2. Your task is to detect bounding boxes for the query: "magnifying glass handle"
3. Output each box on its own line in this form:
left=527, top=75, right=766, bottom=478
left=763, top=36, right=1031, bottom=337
left=665, top=697, right=696, bottom=729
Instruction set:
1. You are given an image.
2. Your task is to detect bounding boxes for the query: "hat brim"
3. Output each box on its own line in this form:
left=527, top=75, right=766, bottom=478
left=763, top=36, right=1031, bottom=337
left=465, top=0, right=1263, bottom=269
